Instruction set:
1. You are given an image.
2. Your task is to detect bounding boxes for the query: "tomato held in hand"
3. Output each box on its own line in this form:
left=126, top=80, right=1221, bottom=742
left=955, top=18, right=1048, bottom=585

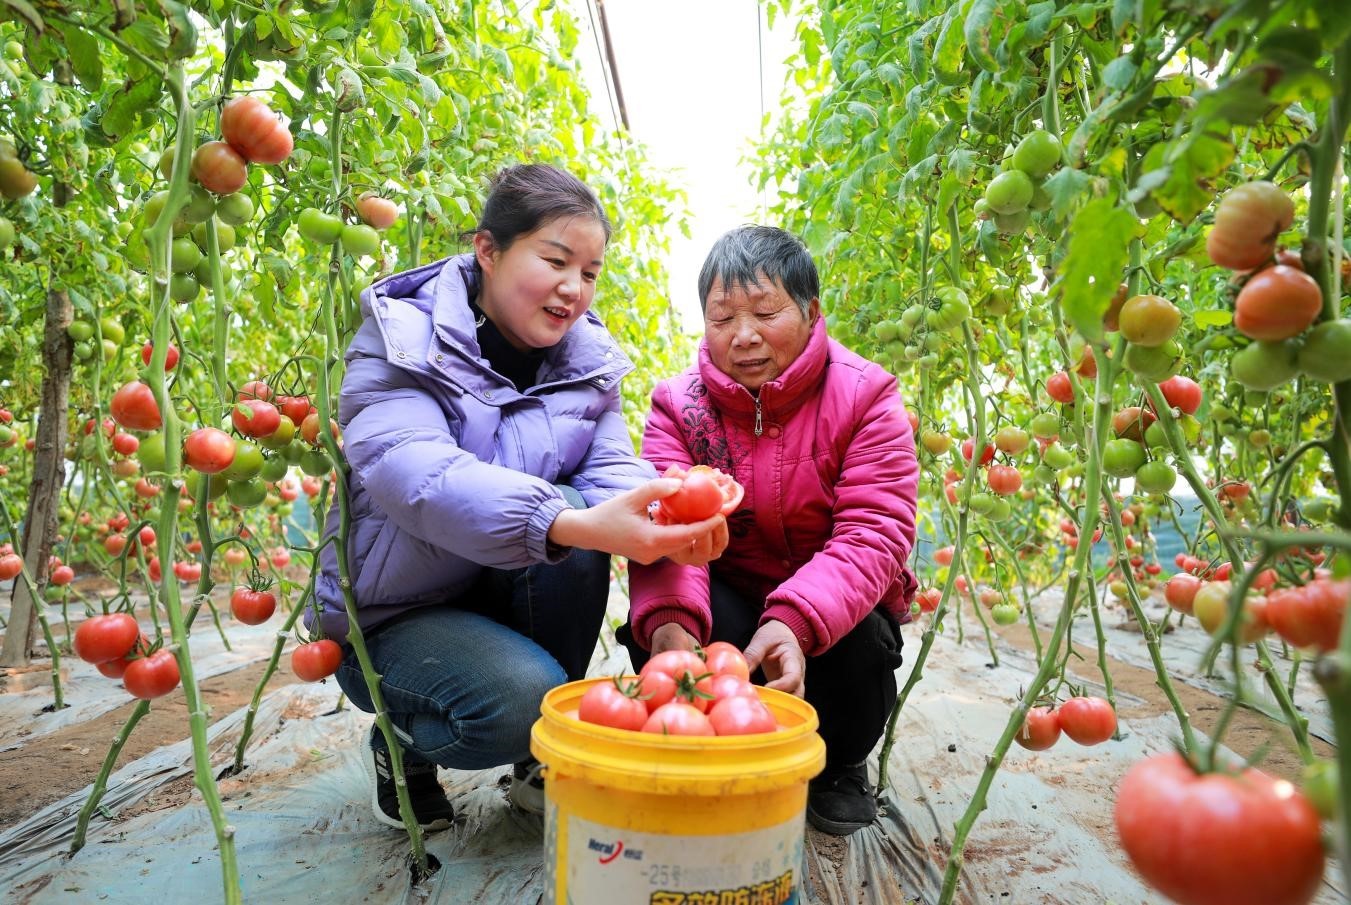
left=123, top=649, right=181, bottom=699
left=578, top=678, right=649, bottom=731
left=656, top=464, right=744, bottom=524
left=292, top=639, right=342, bottom=681
left=1056, top=697, right=1116, bottom=745
left=1115, top=753, right=1324, bottom=905
left=73, top=612, right=140, bottom=664
left=1014, top=706, right=1060, bottom=751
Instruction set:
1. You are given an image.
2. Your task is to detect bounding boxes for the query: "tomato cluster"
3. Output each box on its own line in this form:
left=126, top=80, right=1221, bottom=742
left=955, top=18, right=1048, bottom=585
left=71, top=613, right=181, bottom=699
left=1014, top=696, right=1117, bottom=751
left=577, top=643, right=780, bottom=737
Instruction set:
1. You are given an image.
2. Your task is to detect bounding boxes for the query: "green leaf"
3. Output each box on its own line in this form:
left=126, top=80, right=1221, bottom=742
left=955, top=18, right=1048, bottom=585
left=963, top=0, right=1000, bottom=73
left=1059, top=197, right=1141, bottom=342
left=0, top=0, right=44, bottom=33
left=1042, top=166, right=1093, bottom=220
left=65, top=26, right=103, bottom=91
left=101, top=74, right=163, bottom=140
left=1153, top=127, right=1235, bottom=224
left=1193, top=309, right=1233, bottom=328
left=931, top=6, right=967, bottom=87
left=1102, top=56, right=1137, bottom=91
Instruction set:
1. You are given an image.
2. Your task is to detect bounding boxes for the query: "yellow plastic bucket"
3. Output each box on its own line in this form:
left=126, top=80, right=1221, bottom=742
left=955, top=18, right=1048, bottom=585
left=531, top=676, right=826, bottom=905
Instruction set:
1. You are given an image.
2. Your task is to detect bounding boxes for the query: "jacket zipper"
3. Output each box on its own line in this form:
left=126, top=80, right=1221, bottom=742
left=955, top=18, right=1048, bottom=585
left=754, top=397, right=763, bottom=437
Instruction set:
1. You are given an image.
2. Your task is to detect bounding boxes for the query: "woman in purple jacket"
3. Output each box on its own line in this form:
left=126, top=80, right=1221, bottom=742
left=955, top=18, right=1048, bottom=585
left=314, top=164, right=727, bottom=831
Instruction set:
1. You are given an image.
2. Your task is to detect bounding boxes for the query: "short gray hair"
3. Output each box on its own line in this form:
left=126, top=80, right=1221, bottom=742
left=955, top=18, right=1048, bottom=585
left=697, top=226, right=819, bottom=316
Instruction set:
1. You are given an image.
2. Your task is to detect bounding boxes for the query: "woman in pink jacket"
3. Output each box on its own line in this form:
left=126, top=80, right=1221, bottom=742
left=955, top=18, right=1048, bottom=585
left=622, top=225, right=920, bottom=836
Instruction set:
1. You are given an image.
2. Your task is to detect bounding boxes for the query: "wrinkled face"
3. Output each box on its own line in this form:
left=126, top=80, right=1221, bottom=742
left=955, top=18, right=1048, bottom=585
left=703, top=275, right=818, bottom=393
left=474, top=215, right=607, bottom=351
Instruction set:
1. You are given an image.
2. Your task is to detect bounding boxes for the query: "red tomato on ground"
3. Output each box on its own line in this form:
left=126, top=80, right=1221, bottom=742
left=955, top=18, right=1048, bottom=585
left=123, top=649, right=181, bottom=699
left=73, top=613, right=140, bottom=664
left=1056, top=697, right=1116, bottom=745
left=292, top=639, right=342, bottom=681
left=578, top=679, right=649, bottom=731
left=1115, top=753, right=1324, bottom=905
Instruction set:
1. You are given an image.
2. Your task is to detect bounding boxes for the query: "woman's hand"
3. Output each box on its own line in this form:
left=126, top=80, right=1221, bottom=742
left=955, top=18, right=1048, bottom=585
left=547, top=478, right=728, bottom=565
left=649, top=622, right=699, bottom=656
left=743, top=620, right=806, bottom=698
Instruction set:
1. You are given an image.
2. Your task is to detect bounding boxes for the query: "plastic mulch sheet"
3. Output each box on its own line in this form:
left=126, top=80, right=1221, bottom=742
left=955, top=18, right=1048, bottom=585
left=0, top=589, right=1345, bottom=905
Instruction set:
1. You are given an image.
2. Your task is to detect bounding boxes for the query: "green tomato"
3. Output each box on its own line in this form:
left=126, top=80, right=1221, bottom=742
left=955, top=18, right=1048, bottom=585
left=1248, top=429, right=1271, bottom=448
left=1231, top=339, right=1300, bottom=391
left=258, top=415, right=296, bottom=450
left=259, top=454, right=289, bottom=483
left=101, top=338, right=118, bottom=363
left=73, top=340, right=95, bottom=361
left=298, top=208, right=343, bottom=244
left=299, top=448, right=332, bottom=477
left=1103, top=438, right=1147, bottom=478
left=1032, top=464, right=1057, bottom=486
left=340, top=223, right=381, bottom=257
left=1143, top=419, right=1169, bottom=451
left=169, top=272, right=201, bottom=302
left=1011, top=129, right=1062, bottom=178
left=984, top=170, right=1034, bottom=215
left=1298, top=319, right=1351, bottom=383
left=1302, top=760, right=1339, bottom=820
left=282, top=440, right=307, bottom=464
left=992, top=207, right=1031, bottom=236
left=4, top=40, right=23, bottom=61
left=1042, top=442, right=1075, bottom=469
left=987, top=497, right=1012, bottom=521
left=221, top=440, right=264, bottom=481
left=1124, top=340, right=1182, bottom=381
left=968, top=491, right=996, bottom=515
left=226, top=478, right=268, bottom=509
left=0, top=215, right=13, bottom=249
left=1030, top=412, right=1060, bottom=439
left=215, top=192, right=255, bottom=226
left=1304, top=497, right=1337, bottom=522
left=190, top=471, right=229, bottom=502
left=67, top=320, right=94, bottom=342
left=991, top=602, right=1021, bottom=626
left=194, top=257, right=231, bottom=287
left=191, top=219, right=236, bottom=253
left=1134, top=460, right=1177, bottom=494
left=180, top=184, right=216, bottom=224
left=1209, top=403, right=1234, bottom=422
left=143, top=191, right=171, bottom=229
left=99, top=315, right=125, bottom=345
left=138, top=432, right=167, bottom=472
left=170, top=236, right=202, bottom=274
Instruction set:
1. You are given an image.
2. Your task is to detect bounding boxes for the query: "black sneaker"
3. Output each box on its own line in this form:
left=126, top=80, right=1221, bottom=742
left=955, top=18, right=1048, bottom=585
left=508, top=756, right=546, bottom=815
left=362, top=727, right=454, bottom=831
left=806, top=762, right=877, bottom=836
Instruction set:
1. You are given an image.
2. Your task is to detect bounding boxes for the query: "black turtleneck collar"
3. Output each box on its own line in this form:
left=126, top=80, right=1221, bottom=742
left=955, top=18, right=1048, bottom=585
left=467, top=295, right=545, bottom=392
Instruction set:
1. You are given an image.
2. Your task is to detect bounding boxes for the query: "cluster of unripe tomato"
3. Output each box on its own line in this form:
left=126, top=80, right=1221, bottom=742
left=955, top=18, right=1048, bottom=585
left=577, top=643, right=781, bottom=737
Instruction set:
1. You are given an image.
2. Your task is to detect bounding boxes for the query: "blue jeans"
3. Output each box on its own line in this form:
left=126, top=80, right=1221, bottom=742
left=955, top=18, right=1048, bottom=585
left=336, top=542, right=611, bottom=770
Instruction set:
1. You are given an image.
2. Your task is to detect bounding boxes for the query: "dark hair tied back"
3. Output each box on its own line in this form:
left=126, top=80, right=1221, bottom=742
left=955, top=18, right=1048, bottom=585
left=473, top=163, right=612, bottom=252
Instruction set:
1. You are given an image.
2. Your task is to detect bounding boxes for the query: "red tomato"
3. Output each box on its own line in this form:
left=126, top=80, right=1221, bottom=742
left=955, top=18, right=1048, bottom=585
left=274, top=395, right=312, bottom=425
left=708, top=695, right=778, bottom=735
left=961, top=438, right=996, bottom=466
left=916, top=587, right=942, bottom=613
left=705, top=673, right=758, bottom=707
left=357, top=194, right=399, bottom=230
left=300, top=412, right=338, bottom=446
left=270, top=547, right=291, bottom=569
left=301, top=475, right=323, bottom=497
left=986, top=464, right=1022, bottom=496
left=111, top=432, right=139, bottom=456
left=1115, top=753, right=1324, bottom=905
left=173, top=561, right=202, bottom=582
left=1234, top=265, right=1323, bottom=341
left=73, top=612, right=140, bottom=664
left=642, top=649, right=706, bottom=681
left=659, top=471, right=724, bottom=522
left=230, top=587, right=277, bottom=625
left=701, top=641, right=750, bottom=680
left=183, top=427, right=236, bottom=474
left=934, top=545, right=955, bottom=567
left=219, top=96, right=293, bottom=165
left=578, top=679, right=649, bottom=731
left=635, top=668, right=677, bottom=714
left=1056, top=697, right=1116, bottom=745
left=1164, top=574, right=1201, bottom=615
left=291, top=639, right=342, bottom=681
left=1265, top=578, right=1347, bottom=652
left=97, top=657, right=132, bottom=679
left=642, top=701, right=715, bottom=736
left=141, top=341, right=179, bottom=371
left=123, top=649, right=181, bottom=699
left=223, top=547, right=248, bottom=566
left=110, top=381, right=162, bottom=432
left=0, top=552, right=21, bottom=580
left=231, top=399, right=281, bottom=438
left=1045, top=371, right=1075, bottom=404
left=1014, top=706, right=1060, bottom=751
left=1157, top=375, right=1203, bottom=416
left=191, top=141, right=248, bottom=194
left=237, top=379, right=273, bottom=402
left=49, top=564, right=74, bottom=586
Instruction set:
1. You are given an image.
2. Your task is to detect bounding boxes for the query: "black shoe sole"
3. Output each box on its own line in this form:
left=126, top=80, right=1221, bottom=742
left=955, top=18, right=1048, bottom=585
left=805, top=803, right=874, bottom=836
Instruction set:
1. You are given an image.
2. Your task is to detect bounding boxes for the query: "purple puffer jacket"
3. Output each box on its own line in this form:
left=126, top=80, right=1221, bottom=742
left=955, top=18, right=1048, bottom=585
left=312, top=253, right=655, bottom=639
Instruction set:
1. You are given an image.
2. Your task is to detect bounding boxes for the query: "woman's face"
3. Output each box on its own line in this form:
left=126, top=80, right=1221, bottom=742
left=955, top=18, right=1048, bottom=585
left=474, top=215, right=607, bottom=351
left=703, top=275, right=818, bottom=393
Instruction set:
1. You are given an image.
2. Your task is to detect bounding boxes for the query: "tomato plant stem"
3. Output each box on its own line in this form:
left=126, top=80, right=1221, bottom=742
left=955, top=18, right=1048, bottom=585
left=69, top=701, right=149, bottom=854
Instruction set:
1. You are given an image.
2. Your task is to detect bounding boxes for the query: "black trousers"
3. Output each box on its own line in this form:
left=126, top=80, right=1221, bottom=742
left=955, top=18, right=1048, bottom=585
left=619, top=574, right=904, bottom=767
